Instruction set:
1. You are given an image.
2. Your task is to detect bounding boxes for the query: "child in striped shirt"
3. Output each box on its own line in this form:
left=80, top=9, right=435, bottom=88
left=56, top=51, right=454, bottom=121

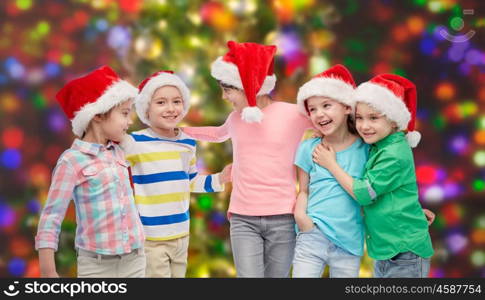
left=121, top=71, right=232, bottom=277
left=35, top=65, right=146, bottom=278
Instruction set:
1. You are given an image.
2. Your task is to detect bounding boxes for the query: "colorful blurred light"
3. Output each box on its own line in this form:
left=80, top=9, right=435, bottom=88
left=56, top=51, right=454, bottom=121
left=435, top=82, right=455, bottom=101
left=197, top=195, right=213, bottom=212
left=8, top=257, right=26, bottom=277
left=1, top=149, right=21, bottom=169
left=134, top=35, right=162, bottom=59
left=472, top=179, right=485, bottom=192
left=27, top=199, right=41, bottom=214
left=5, top=57, right=26, bottom=79
left=471, top=251, right=485, bottom=267
left=446, top=232, right=468, bottom=254
left=479, top=116, right=485, bottom=129
left=10, top=236, right=32, bottom=257
left=416, top=165, right=440, bottom=185
left=471, top=228, right=485, bottom=245
left=29, top=163, right=51, bottom=187
left=2, top=127, right=24, bottom=149
left=465, top=49, right=483, bottom=65
left=443, top=182, right=461, bottom=198
left=44, top=62, right=61, bottom=77
left=278, top=31, right=302, bottom=59
left=449, top=135, right=468, bottom=154
left=423, top=185, right=444, bottom=204
left=48, top=109, right=67, bottom=133
left=0, top=203, right=16, bottom=228
left=460, top=101, right=478, bottom=118
left=16, top=0, right=32, bottom=10
left=407, top=16, right=425, bottom=35
left=309, top=55, right=329, bottom=76
left=107, top=25, right=132, bottom=56
left=442, top=203, right=463, bottom=226
left=96, top=19, right=109, bottom=31
left=473, top=151, right=485, bottom=167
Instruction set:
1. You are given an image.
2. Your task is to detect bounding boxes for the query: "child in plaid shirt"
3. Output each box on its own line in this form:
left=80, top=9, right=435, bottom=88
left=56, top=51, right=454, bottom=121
left=35, top=66, right=146, bottom=278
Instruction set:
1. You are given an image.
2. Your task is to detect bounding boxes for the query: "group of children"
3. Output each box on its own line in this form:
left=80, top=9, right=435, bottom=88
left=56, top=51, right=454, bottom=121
left=35, top=40, right=434, bottom=278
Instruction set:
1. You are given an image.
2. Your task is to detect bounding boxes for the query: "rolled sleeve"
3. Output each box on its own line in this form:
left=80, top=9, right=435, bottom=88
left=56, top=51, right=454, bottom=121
left=352, top=178, right=374, bottom=206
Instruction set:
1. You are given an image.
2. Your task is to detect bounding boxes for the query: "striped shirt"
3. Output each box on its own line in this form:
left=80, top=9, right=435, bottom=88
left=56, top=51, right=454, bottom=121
left=121, top=128, right=223, bottom=241
left=35, top=139, right=145, bottom=255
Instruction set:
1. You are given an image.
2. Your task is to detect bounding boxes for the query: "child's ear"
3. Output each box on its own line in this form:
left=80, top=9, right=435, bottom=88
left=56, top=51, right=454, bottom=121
left=92, top=114, right=106, bottom=123
left=344, top=105, right=352, bottom=114
left=93, top=114, right=102, bottom=122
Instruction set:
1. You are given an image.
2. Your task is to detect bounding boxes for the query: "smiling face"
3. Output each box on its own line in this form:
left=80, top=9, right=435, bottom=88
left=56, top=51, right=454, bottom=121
left=99, top=99, right=133, bottom=142
left=219, top=83, right=247, bottom=113
left=306, top=96, right=352, bottom=137
left=146, top=85, right=184, bottom=134
left=355, top=102, right=397, bottom=144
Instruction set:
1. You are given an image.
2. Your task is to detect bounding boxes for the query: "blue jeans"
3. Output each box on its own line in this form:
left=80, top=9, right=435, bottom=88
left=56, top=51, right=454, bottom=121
left=229, top=213, right=296, bottom=278
left=292, top=226, right=361, bottom=278
left=374, top=251, right=431, bottom=278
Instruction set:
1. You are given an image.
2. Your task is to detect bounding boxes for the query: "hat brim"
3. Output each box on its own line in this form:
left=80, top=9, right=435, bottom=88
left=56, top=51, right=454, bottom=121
left=355, top=82, right=410, bottom=130
left=71, top=80, right=137, bottom=137
left=296, top=77, right=355, bottom=116
left=210, top=56, right=276, bottom=96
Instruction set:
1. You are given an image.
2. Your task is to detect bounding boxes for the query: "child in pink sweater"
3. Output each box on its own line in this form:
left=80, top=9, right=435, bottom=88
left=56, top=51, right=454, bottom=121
left=183, top=41, right=313, bottom=277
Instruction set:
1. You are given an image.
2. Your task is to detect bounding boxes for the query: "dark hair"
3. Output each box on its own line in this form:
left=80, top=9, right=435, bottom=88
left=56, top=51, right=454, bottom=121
left=347, top=116, right=358, bottom=135
left=304, top=99, right=358, bottom=135
left=217, top=80, right=240, bottom=91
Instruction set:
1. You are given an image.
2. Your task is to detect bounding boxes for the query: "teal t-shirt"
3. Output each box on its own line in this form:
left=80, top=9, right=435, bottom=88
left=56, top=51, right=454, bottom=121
left=295, top=137, right=369, bottom=256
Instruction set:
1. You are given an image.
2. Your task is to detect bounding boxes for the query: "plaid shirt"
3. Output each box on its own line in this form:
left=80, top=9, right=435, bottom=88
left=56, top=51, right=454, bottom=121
left=35, top=139, right=145, bottom=255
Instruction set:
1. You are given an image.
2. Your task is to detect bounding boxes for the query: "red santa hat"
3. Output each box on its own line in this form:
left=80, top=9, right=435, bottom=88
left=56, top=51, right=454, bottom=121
left=56, top=65, right=137, bottom=138
left=210, top=41, right=277, bottom=123
left=135, top=70, right=190, bottom=126
left=296, top=64, right=356, bottom=116
left=355, top=73, right=421, bottom=147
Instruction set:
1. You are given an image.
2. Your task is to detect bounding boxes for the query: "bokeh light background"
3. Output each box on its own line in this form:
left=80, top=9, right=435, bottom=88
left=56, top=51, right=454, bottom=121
left=1, top=0, right=484, bottom=278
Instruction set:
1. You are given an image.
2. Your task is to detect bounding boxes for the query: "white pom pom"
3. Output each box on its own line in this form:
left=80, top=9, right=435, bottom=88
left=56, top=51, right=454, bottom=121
left=406, top=131, right=421, bottom=148
left=241, top=106, right=263, bottom=123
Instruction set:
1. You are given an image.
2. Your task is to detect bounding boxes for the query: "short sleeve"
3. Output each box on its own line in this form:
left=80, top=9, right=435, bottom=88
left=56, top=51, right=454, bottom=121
left=295, top=139, right=315, bottom=174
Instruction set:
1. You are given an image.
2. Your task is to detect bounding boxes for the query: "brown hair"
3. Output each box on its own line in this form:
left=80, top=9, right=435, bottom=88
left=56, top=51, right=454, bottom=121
left=217, top=80, right=241, bottom=91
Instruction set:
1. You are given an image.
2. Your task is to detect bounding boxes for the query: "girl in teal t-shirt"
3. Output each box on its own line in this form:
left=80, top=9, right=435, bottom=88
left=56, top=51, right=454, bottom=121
left=292, top=65, right=366, bottom=278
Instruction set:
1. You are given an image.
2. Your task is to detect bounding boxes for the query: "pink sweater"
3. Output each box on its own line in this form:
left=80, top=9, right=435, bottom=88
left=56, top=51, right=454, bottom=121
left=183, top=101, right=313, bottom=216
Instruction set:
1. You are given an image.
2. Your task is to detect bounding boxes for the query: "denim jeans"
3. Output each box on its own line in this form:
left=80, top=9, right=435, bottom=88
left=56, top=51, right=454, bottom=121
left=291, top=226, right=361, bottom=278
left=229, top=213, right=296, bottom=278
left=374, top=251, right=431, bottom=278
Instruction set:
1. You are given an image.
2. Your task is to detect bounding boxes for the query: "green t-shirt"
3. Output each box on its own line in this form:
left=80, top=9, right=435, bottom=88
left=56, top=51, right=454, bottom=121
left=352, top=132, right=434, bottom=260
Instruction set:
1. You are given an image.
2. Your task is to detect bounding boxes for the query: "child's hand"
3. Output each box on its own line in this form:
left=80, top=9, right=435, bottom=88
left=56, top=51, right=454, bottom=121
left=295, top=214, right=314, bottom=233
left=423, top=208, right=435, bottom=225
left=312, top=142, right=337, bottom=169
left=220, top=163, right=233, bottom=184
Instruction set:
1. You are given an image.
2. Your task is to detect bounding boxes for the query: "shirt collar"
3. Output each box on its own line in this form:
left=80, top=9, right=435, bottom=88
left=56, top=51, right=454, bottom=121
left=72, top=139, right=116, bottom=156
left=373, top=131, right=405, bottom=150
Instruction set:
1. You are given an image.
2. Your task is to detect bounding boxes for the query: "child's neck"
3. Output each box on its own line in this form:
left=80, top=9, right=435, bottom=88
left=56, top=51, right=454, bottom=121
left=150, top=126, right=178, bottom=138
left=256, top=95, right=272, bottom=109
left=82, top=129, right=109, bottom=146
left=322, top=127, right=356, bottom=152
